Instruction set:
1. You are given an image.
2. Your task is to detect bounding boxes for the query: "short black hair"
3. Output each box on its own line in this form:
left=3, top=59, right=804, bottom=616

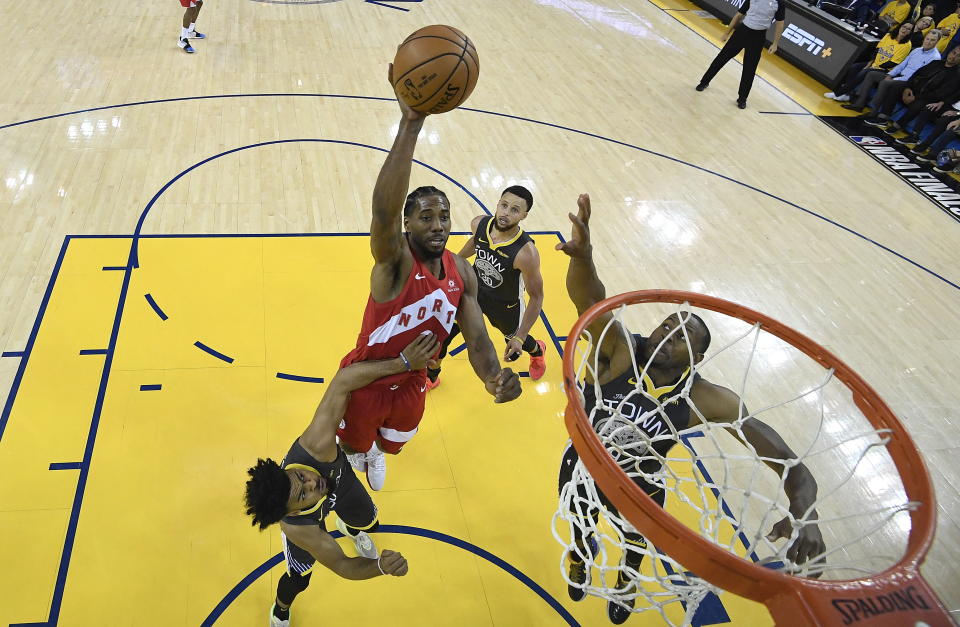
left=690, top=313, right=711, bottom=354
left=677, top=311, right=711, bottom=355
left=244, top=458, right=290, bottom=530
left=403, top=186, right=449, bottom=217
left=501, top=185, right=533, bottom=212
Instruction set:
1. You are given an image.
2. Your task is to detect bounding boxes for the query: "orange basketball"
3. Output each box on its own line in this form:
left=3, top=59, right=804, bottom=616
left=392, top=25, right=479, bottom=115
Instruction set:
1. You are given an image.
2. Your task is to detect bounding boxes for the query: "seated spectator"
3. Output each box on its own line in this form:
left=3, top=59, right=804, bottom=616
left=878, top=0, right=913, bottom=26
left=935, top=2, right=960, bottom=52
left=896, top=95, right=960, bottom=145
left=912, top=16, right=936, bottom=45
left=933, top=0, right=959, bottom=22
left=843, top=29, right=943, bottom=112
left=909, top=114, right=960, bottom=162
left=851, top=0, right=887, bottom=26
left=865, top=44, right=960, bottom=125
left=826, top=22, right=914, bottom=101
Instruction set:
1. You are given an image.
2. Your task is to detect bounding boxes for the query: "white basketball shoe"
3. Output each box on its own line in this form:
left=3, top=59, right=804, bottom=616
left=365, top=446, right=387, bottom=491
left=269, top=603, right=290, bottom=627
left=335, top=517, right=378, bottom=559
left=346, top=450, right=367, bottom=473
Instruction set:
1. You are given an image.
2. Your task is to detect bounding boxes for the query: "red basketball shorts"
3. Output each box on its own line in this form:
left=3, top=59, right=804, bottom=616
left=179, top=0, right=199, bottom=7
left=336, top=375, right=427, bottom=454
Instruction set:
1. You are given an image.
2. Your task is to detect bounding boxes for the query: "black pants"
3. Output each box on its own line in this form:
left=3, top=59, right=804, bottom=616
left=896, top=101, right=945, bottom=134
left=872, top=81, right=912, bottom=117
left=916, top=112, right=960, bottom=152
left=851, top=72, right=904, bottom=110
left=834, top=61, right=870, bottom=96
left=700, top=24, right=767, bottom=101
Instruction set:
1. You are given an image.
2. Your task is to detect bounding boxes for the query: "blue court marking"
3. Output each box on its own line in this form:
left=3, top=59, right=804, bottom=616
left=365, top=0, right=423, bottom=9
left=8, top=226, right=141, bottom=626
left=448, top=342, right=467, bottom=357
left=0, top=94, right=953, bottom=290
left=0, top=236, right=71, bottom=443
left=681, top=431, right=762, bottom=563
left=144, top=293, right=168, bottom=320
left=101, top=266, right=127, bottom=271
left=2, top=351, right=24, bottom=358
left=78, top=349, right=108, bottom=356
left=130, top=139, right=491, bottom=267
left=49, top=462, right=83, bottom=471
left=519, top=371, right=530, bottom=377
left=0, top=93, right=943, bottom=623
left=275, top=373, right=325, bottom=383
left=139, top=384, right=162, bottom=391
left=193, top=341, right=235, bottom=364
left=201, top=524, right=578, bottom=627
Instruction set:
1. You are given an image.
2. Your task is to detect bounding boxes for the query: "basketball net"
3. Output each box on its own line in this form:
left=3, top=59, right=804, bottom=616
left=552, top=299, right=925, bottom=626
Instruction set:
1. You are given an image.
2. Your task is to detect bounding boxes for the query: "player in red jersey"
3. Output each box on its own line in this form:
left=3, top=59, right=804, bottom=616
left=336, top=65, right=522, bottom=490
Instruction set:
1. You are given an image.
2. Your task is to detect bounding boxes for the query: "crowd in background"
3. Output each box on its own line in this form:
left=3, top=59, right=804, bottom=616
left=824, top=0, right=960, bottom=172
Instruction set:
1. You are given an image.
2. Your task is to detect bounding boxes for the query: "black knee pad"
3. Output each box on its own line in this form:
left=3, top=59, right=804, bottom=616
left=277, top=571, right=312, bottom=605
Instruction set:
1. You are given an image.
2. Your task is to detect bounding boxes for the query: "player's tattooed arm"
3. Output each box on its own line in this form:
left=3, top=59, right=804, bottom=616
left=454, top=255, right=522, bottom=403
left=299, top=335, right=440, bottom=461
left=691, top=381, right=826, bottom=568
left=556, top=193, right=635, bottom=382
left=280, top=522, right=408, bottom=580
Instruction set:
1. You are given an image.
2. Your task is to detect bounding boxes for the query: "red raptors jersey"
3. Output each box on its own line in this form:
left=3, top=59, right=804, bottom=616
left=341, top=244, right=464, bottom=386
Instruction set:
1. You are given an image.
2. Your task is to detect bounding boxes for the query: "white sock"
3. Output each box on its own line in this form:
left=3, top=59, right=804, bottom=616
left=188, top=22, right=196, bottom=33
left=181, top=27, right=190, bottom=40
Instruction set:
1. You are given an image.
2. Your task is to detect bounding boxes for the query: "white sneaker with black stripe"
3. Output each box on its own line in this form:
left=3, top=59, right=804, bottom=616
left=336, top=517, right=378, bottom=558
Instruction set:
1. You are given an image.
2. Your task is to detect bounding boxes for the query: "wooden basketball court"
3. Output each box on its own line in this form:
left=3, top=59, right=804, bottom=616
left=0, top=0, right=956, bottom=625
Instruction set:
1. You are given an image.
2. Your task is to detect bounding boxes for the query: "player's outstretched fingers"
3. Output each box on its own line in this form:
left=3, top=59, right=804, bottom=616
left=494, top=368, right=522, bottom=403
left=577, top=193, right=592, bottom=222
left=379, top=549, right=409, bottom=576
left=556, top=194, right=594, bottom=256
left=402, top=333, right=440, bottom=370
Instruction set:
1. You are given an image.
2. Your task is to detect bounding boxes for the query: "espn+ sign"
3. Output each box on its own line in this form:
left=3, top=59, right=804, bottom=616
left=783, top=23, right=826, bottom=55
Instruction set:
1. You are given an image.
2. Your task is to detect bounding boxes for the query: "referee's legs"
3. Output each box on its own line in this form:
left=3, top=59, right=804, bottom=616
left=698, top=26, right=748, bottom=88
left=738, top=28, right=766, bottom=105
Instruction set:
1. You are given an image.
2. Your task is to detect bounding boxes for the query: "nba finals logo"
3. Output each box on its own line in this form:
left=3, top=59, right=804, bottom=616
left=850, top=136, right=887, bottom=146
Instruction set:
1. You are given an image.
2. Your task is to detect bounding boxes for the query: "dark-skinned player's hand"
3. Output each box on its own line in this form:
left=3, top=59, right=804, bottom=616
left=387, top=63, right=428, bottom=123
left=766, top=516, right=826, bottom=577
left=485, top=368, right=521, bottom=403
left=378, top=549, right=409, bottom=576
left=503, top=337, right=524, bottom=362
left=401, top=333, right=440, bottom=370
left=555, top=194, right=593, bottom=259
